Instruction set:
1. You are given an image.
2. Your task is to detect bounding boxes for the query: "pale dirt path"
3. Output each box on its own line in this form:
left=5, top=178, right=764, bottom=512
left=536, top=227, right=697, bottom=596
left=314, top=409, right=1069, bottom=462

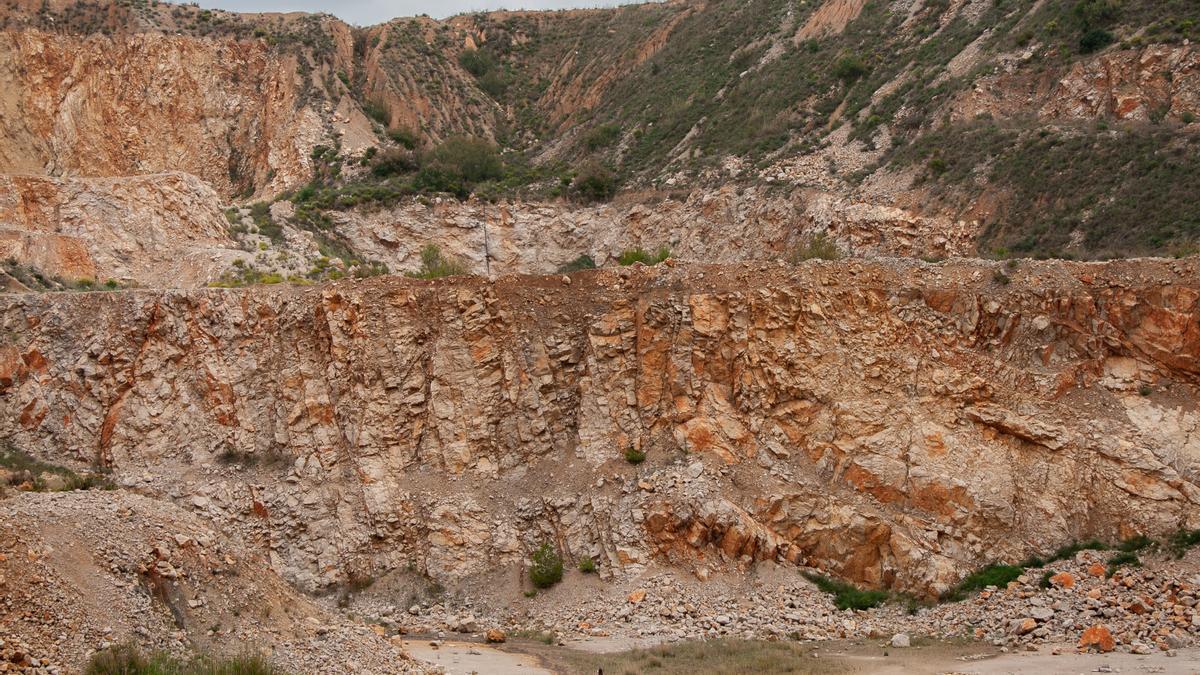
left=510, top=637, right=1200, bottom=674
left=404, top=640, right=554, bottom=675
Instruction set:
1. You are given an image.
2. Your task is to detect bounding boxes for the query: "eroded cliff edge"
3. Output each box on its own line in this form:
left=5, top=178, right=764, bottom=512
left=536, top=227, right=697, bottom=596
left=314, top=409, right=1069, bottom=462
left=1, top=259, right=1198, bottom=597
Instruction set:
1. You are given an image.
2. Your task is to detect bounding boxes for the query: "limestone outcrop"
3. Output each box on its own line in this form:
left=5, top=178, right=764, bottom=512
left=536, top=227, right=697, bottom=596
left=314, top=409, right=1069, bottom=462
left=1, top=259, right=1196, bottom=597
left=310, top=185, right=979, bottom=278
left=0, top=29, right=331, bottom=197
left=0, top=172, right=241, bottom=287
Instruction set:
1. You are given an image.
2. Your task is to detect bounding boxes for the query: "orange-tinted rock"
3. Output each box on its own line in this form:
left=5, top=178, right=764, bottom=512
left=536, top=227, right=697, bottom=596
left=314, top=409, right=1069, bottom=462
left=1079, top=625, right=1115, bottom=653
left=627, top=589, right=646, bottom=603
left=1050, top=572, right=1076, bottom=589
left=1087, top=563, right=1106, bottom=577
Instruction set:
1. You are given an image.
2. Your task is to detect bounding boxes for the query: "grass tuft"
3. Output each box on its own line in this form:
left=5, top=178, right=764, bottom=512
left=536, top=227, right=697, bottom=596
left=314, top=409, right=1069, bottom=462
left=86, top=644, right=280, bottom=675
left=618, top=247, right=671, bottom=266
left=803, top=573, right=889, bottom=610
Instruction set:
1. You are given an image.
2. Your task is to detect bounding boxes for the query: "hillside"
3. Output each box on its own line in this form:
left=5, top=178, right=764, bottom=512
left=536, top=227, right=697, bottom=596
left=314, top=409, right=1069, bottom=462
left=2, top=2, right=1200, bottom=671
left=0, top=0, right=1195, bottom=290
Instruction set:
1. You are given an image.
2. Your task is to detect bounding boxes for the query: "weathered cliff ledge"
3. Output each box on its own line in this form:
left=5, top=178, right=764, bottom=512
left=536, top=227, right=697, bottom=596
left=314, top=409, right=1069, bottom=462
left=1, top=258, right=1198, bottom=596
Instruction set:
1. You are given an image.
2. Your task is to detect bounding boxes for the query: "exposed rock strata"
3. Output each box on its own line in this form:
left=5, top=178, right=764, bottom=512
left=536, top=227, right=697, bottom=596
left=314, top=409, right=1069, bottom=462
left=953, top=45, right=1200, bottom=123
left=0, top=28, right=329, bottom=196
left=1, top=260, right=1197, bottom=598
left=330, top=185, right=979, bottom=276
left=0, top=490, right=429, bottom=673
left=0, top=172, right=241, bottom=286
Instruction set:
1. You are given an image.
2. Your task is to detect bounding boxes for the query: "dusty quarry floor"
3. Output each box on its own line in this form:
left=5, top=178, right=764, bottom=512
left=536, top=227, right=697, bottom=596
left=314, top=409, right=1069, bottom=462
left=407, top=636, right=1200, bottom=674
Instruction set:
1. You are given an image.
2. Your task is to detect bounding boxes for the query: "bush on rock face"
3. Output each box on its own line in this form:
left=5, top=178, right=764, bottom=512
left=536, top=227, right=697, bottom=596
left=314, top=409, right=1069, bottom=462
left=529, top=542, right=564, bottom=589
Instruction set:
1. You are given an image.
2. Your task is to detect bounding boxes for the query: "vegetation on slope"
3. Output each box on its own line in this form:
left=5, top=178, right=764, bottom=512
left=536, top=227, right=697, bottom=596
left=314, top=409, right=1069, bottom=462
left=4, top=0, right=1199, bottom=258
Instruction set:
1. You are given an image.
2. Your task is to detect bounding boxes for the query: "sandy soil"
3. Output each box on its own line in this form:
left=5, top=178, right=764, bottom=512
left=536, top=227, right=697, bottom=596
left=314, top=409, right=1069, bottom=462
left=405, top=640, right=554, bottom=675
left=496, top=637, right=1200, bottom=674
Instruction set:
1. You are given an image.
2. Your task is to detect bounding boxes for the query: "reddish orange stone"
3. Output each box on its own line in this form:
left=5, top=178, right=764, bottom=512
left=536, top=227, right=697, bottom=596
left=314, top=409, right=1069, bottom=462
left=1079, top=625, right=1115, bottom=653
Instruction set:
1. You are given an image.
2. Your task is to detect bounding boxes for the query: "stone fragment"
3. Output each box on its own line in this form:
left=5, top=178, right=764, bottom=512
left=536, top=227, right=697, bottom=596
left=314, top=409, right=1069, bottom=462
left=1078, top=624, right=1115, bottom=653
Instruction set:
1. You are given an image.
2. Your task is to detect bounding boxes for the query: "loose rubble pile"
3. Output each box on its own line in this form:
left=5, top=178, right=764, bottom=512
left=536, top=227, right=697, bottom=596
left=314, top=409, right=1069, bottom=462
left=346, top=547, right=1200, bottom=661
left=906, top=548, right=1200, bottom=655
left=0, top=491, right=430, bottom=674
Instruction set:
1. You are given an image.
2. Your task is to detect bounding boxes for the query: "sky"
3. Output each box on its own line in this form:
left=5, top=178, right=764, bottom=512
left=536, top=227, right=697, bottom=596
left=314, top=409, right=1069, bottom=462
left=174, top=0, right=658, bottom=26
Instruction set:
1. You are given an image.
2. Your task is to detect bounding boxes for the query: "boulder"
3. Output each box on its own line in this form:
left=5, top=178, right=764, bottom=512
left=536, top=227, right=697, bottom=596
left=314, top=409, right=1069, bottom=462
left=1078, top=624, right=1115, bottom=653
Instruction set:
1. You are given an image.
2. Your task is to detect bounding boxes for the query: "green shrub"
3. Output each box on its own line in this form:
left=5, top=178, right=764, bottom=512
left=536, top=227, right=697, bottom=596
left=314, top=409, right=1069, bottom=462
left=1079, top=28, right=1115, bottom=52
left=1106, top=551, right=1141, bottom=577
left=1073, top=0, right=1120, bottom=30
left=458, top=48, right=495, bottom=77
left=1050, top=539, right=1108, bottom=561
left=1118, top=535, right=1155, bottom=552
left=1183, top=112, right=1197, bottom=125
left=387, top=126, right=418, bottom=149
left=943, top=564, right=1024, bottom=601
left=478, top=70, right=507, bottom=98
left=833, top=55, right=868, bottom=83
left=558, top=254, right=597, bottom=273
left=529, top=542, right=564, bottom=589
left=0, top=443, right=113, bottom=493
left=361, top=98, right=390, bottom=126
left=424, top=135, right=504, bottom=184
left=790, top=233, right=842, bottom=262
left=370, top=149, right=418, bottom=178
left=584, top=124, right=622, bottom=151
left=412, top=167, right=469, bottom=199
left=248, top=202, right=282, bottom=243
left=624, top=448, right=646, bottom=464
left=1169, top=529, right=1200, bottom=558
left=803, top=573, right=889, bottom=610
left=992, top=269, right=1011, bottom=286
left=618, top=246, right=671, bottom=266
left=578, top=556, right=597, bottom=574
left=1039, top=570, right=1055, bottom=588
left=573, top=163, right=618, bottom=202
left=406, top=244, right=468, bottom=280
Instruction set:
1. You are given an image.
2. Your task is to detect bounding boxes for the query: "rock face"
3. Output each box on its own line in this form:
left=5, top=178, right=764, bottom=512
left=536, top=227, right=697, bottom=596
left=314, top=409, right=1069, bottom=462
left=953, top=45, right=1200, bottom=123
left=0, top=29, right=330, bottom=197
left=1, top=259, right=1198, bottom=597
left=0, top=172, right=241, bottom=286
left=332, top=185, right=978, bottom=277
left=0, top=490, right=429, bottom=673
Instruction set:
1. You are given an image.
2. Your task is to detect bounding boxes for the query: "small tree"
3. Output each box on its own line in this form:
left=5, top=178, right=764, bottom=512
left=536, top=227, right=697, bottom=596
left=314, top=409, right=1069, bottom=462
left=529, top=542, right=563, bottom=589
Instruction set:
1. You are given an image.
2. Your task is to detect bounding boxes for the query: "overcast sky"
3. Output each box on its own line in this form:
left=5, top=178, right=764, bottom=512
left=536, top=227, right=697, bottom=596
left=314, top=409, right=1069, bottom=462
left=175, top=0, right=658, bottom=25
